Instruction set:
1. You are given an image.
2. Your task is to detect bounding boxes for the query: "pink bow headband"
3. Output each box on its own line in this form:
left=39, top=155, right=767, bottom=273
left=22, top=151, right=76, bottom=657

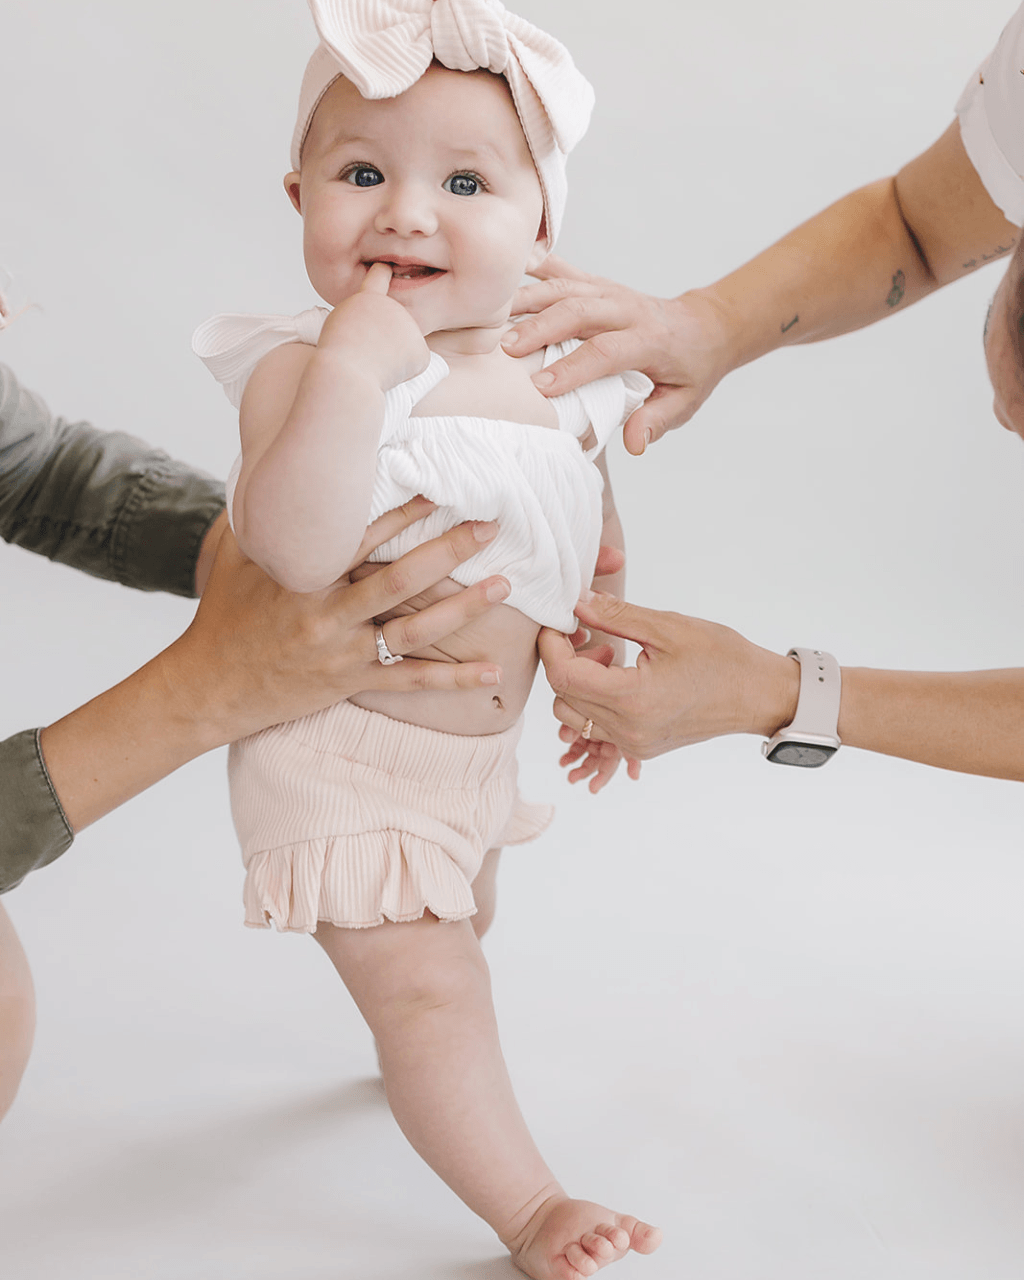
left=291, top=0, right=594, bottom=249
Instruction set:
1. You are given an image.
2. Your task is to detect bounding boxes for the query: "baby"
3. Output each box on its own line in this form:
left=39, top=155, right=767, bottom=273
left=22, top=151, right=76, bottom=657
left=194, top=2, right=658, bottom=1276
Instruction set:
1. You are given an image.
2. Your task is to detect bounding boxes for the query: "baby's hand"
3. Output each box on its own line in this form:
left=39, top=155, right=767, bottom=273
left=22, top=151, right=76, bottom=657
left=558, top=727, right=640, bottom=794
left=319, top=262, right=430, bottom=390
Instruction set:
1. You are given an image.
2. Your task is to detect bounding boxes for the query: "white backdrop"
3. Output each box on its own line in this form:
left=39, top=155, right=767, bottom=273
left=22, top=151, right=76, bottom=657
left=2, top=2, right=1024, bottom=1278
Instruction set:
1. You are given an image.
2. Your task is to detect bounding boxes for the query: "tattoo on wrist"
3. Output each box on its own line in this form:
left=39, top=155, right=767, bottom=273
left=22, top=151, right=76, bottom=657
left=780, top=315, right=799, bottom=334
left=885, top=270, right=906, bottom=308
left=962, top=244, right=1015, bottom=271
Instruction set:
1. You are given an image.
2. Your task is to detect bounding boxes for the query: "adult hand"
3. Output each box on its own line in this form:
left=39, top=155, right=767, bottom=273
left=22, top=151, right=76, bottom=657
left=503, top=256, right=735, bottom=455
left=176, top=498, right=508, bottom=742
left=539, top=592, right=799, bottom=760
left=41, top=498, right=509, bottom=831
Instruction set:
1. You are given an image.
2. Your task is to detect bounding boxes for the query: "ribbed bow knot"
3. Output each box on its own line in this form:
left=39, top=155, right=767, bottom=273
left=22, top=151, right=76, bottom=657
left=430, top=0, right=511, bottom=74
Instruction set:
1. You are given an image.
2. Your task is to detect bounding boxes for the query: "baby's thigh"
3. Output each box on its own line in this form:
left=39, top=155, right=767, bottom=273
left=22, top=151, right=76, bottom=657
left=314, top=914, right=489, bottom=1027
left=471, top=848, right=502, bottom=939
left=0, top=901, right=35, bottom=1120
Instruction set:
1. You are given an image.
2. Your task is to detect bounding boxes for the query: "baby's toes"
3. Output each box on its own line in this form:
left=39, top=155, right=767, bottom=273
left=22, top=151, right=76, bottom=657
left=582, top=1227, right=630, bottom=1260
left=627, top=1220, right=663, bottom=1254
left=562, top=1243, right=600, bottom=1277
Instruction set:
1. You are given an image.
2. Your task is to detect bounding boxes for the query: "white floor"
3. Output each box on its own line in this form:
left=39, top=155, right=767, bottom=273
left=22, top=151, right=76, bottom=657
left=4, top=0, right=1024, bottom=1275
left=3, top=683, right=1024, bottom=1279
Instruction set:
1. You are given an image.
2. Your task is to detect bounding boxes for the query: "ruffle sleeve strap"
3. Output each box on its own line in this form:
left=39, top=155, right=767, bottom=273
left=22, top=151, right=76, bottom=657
left=191, top=307, right=330, bottom=409
left=192, top=307, right=450, bottom=432
left=544, top=339, right=654, bottom=456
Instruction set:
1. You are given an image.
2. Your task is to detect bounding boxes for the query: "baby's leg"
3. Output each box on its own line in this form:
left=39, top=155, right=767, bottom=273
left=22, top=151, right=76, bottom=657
left=371, top=848, right=499, bottom=1073
left=471, top=847, right=501, bottom=940
left=0, top=901, right=36, bottom=1121
left=315, top=915, right=660, bottom=1279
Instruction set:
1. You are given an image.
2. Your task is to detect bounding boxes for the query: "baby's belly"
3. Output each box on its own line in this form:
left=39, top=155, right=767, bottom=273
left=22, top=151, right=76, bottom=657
left=349, top=603, right=542, bottom=735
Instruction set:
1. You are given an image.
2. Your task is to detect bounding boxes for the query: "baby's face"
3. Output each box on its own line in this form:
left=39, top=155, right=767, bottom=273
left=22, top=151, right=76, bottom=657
left=288, top=64, right=546, bottom=335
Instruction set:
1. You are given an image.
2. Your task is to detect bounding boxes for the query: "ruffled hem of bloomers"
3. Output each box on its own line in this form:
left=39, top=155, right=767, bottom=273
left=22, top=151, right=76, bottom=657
left=244, top=795, right=554, bottom=933
left=499, top=798, right=554, bottom=847
left=245, top=831, right=483, bottom=933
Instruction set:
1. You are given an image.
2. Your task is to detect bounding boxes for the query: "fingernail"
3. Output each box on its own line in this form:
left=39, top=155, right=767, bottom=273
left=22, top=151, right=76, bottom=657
left=642, top=429, right=651, bottom=452
left=532, top=371, right=554, bottom=389
left=480, top=670, right=501, bottom=685
left=502, top=329, right=520, bottom=349
left=486, top=578, right=510, bottom=602
left=474, top=520, right=498, bottom=542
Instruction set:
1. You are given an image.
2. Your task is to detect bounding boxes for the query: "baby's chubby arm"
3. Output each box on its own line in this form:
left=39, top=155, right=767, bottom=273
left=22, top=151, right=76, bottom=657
left=233, top=264, right=430, bottom=591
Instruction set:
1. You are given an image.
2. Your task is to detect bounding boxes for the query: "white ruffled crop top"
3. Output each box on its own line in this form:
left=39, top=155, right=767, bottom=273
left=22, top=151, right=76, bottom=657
left=193, top=307, right=651, bottom=632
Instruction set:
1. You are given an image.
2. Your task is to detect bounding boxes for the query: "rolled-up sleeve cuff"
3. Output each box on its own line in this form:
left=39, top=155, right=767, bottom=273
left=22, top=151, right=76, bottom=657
left=0, top=729, right=74, bottom=894
left=114, top=464, right=225, bottom=598
left=957, top=64, right=1024, bottom=228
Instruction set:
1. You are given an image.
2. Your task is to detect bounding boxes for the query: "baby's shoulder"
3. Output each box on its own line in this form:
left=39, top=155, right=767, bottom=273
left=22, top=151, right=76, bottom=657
left=243, top=341, right=315, bottom=418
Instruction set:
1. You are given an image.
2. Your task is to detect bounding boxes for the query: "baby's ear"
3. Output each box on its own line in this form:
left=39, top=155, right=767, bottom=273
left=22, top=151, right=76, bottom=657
left=284, top=172, right=303, bottom=214
left=523, top=213, right=550, bottom=274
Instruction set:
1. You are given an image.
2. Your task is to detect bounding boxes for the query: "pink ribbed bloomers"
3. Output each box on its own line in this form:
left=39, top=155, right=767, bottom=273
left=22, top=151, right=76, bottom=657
left=229, top=700, right=553, bottom=932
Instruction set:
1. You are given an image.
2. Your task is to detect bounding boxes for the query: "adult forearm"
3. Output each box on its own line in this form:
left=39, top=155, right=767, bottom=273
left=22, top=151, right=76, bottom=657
left=838, top=667, right=1024, bottom=781
left=693, top=179, right=937, bottom=374
left=38, top=644, right=223, bottom=833
left=694, top=120, right=1018, bottom=377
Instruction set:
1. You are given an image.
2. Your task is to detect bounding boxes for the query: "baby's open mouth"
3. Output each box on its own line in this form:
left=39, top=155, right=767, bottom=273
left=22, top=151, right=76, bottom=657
left=368, top=259, right=444, bottom=281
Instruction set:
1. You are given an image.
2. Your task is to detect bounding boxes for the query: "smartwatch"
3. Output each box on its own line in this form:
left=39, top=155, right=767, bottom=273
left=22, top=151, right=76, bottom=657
left=762, top=648, right=841, bottom=768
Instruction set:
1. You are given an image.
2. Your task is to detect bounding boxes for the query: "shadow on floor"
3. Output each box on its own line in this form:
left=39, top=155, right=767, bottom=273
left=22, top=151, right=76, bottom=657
left=8, top=1076, right=388, bottom=1234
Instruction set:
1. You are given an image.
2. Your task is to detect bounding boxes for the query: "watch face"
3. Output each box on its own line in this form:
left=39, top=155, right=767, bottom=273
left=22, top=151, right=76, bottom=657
left=768, top=742, right=837, bottom=768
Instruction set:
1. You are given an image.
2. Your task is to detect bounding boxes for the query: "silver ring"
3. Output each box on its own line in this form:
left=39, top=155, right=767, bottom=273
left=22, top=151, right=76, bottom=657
left=374, top=625, right=403, bottom=666
left=580, top=718, right=594, bottom=740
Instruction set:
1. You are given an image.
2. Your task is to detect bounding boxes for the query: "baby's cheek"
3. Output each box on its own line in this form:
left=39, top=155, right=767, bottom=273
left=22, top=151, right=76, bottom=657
left=470, top=251, right=529, bottom=308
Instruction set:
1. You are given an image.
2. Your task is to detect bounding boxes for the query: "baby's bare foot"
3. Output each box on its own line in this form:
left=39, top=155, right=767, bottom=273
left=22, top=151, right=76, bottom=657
left=507, top=1195, right=662, bottom=1280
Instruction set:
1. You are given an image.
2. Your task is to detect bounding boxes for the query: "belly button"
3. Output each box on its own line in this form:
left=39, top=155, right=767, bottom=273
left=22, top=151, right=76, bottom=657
left=492, top=695, right=505, bottom=711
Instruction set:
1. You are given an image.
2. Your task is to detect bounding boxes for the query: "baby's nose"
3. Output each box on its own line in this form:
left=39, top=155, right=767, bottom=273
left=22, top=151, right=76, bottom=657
left=374, top=181, right=439, bottom=238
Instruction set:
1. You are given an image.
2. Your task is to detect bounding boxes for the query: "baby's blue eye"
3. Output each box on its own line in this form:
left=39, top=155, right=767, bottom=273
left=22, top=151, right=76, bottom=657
left=344, top=165, right=384, bottom=187
left=443, top=173, right=482, bottom=197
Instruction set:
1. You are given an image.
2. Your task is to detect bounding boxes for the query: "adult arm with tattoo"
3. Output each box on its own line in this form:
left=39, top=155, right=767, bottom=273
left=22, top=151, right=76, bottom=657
left=504, top=123, right=1018, bottom=453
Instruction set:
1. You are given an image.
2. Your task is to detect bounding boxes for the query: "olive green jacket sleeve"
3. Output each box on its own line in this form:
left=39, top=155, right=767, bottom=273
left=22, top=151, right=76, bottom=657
left=0, top=362, right=224, bottom=594
left=0, top=363, right=226, bottom=893
left=0, top=730, right=74, bottom=892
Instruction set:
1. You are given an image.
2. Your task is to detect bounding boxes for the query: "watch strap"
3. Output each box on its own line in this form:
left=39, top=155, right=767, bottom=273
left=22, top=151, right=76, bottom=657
left=785, top=647, right=841, bottom=741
